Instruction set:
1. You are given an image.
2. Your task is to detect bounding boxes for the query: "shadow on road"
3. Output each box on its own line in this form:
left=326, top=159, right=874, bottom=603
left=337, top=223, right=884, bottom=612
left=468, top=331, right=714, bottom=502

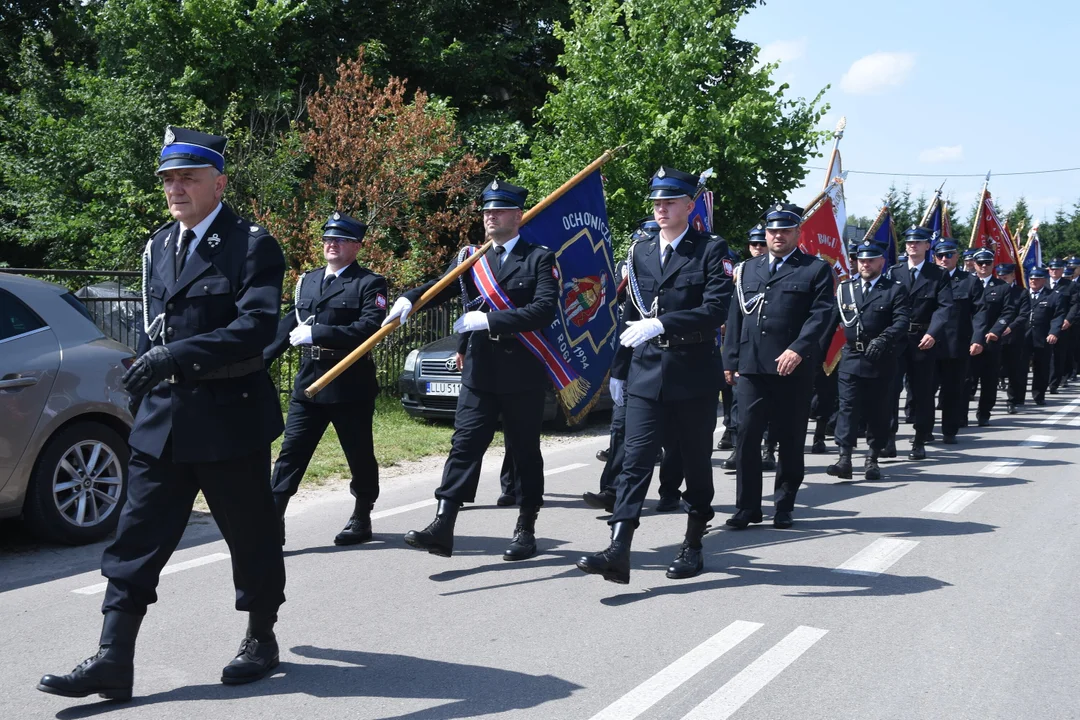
left=54, top=646, right=582, bottom=720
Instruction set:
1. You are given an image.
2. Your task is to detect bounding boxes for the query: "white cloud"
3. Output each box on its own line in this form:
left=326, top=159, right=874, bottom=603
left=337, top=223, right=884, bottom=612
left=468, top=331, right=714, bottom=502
left=759, top=38, right=808, bottom=66
left=840, top=52, right=916, bottom=95
left=918, top=145, right=964, bottom=164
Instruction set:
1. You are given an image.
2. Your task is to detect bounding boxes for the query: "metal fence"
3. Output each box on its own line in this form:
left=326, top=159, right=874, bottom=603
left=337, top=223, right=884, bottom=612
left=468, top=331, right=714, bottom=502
left=0, top=268, right=456, bottom=397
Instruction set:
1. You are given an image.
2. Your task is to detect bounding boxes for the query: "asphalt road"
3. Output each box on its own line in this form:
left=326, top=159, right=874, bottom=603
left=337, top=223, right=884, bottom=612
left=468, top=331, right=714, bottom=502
left=3, top=389, right=1079, bottom=720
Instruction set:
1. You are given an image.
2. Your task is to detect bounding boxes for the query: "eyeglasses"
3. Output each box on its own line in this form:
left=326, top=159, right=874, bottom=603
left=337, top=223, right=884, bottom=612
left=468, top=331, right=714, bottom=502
left=975, top=260, right=993, bottom=266
left=322, top=237, right=358, bottom=244
left=935, top=252, right=956, bottom=259
left=748, top=241, right=766, bottom=246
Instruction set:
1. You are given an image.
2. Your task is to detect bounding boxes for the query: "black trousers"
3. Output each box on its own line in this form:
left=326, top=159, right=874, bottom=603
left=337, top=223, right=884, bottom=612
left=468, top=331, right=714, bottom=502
left=1051, top=330, right=1070, bottom=389
left=1024, top=341, right=1053, bottom=402
left=609, top=392, right=716, bottom=526
left=811, top=366, right=838, bottom=421
left=656, top=430, right=683, bottom=500
left=835, top=372, right=892, bottom=452
left=970, top=346, right=1002, bottom=418
left=735, top=373, right=813, bottom=513
left=102, top=444, right=285, bottom=616
left=271, top=397, right=379, bottom=504
left=937, top=356, right=970, bottom=436
left=598, top=400, right=627, bottom=493
left=1002, top=342, right=1027, bottom=405
left=437, top=385, right=545, bottom=507
left=720, top=383, right=734, bottom=431
left=891, top=339, right=937, bottom=438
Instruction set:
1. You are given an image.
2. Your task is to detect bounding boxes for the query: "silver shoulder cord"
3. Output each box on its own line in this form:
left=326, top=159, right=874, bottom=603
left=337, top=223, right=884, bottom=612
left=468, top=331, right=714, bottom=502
left=294, top=272, right=314, bottom=326
left=456, top=246, right=487, bottom=310
left=625, top=241, right=657, bottom=318
left=837, top=280, right=860, bottom=328
left=733, top=261, right=765, bottom=318
left=141, top=238, right=166, bottom=345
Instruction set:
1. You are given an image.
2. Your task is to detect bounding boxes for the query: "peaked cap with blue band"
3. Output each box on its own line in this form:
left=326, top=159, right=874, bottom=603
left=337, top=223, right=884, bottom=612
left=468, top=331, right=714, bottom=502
left=748, top=223, right=767, bottom=242
left=962, top=248, right=977, bottom=259
left=761, top=203, right=803, bottom=229
left=631, top=217, right=661, bottom=243
left=481, top=178, right=528, bottom=210
left=322, top=211, right=367, bottom=242
left=855, top=239, right=885, bottom=259
left=972, top=248, right=995, bottom=263
left=903, top=225, right=934, bottom=242
left=996, top=262, right=1016, bottom=274
left=156, top=125, right=227, bottom=175
left=1066, top=266, right=1076, bottom=277
left=647, top=166, right=698, bottom=200
left=1047, top=257, right=1066, bottom=269
left=933, top=238, right=959, bottom=254
left=1029, top=266, right=1049, bottom=279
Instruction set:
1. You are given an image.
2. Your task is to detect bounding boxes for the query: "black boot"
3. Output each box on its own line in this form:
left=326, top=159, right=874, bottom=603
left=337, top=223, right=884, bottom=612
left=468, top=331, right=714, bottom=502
left=595, top=447, right=610, bottom=462
left=577, top=521, right=635, bottom=584
left=38, top=611, right=142, bottom=701
left=826, top=449, right=853, bottom=479
left=811, top=419, right=827, bottom=454
left=667, top=516, right=708, bottom=579
left=503, top=507, right=538, bottom=561
left=720, top=450, right=737, bottom=471
left=273, top=494, right=289, bottom=546
left=655, top=494, right=681, bottom=512
left=334, top=498, right=373, bottom=545
left=908, top=438, right=926, bottom=460
left=761, top=441, right=777, bottom=472
left=717, top=427, right=734, bottom=450
left=883, top=437, right=898, bottom=458
left=725, top=508, right=763, bottom=529
left=582, top=488, right=616, bottom=513
left=221, top=613, right=280, bottom=685
left=404, top=499, right=459, bottom=557
left=864, top=451, right=882, bottom=481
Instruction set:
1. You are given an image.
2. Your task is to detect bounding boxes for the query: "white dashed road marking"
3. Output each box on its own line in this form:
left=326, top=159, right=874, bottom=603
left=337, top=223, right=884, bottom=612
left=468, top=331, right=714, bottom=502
left=922, top=489, right=984, bottom=514
left=72, top=552, right=231, bottom=595
left=835, top=538, right=919, bottom=576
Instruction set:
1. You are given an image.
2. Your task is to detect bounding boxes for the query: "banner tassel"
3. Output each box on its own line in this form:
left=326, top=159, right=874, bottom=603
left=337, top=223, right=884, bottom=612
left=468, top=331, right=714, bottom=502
left=556, top=377, right=590, bottom=409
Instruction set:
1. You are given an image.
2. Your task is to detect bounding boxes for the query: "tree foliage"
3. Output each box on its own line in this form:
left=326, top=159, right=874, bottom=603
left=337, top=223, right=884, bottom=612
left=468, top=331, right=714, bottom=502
left=514, top=0, right=829, bottom=248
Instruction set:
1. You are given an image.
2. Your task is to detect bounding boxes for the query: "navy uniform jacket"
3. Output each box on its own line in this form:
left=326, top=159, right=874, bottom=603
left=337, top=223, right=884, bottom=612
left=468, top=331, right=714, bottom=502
left=940, top=269, right=984, bottom=359
left=404, top=240, right=559, bottom=395
left=265, top=264, right=388, bottom=404
left=1026, top=287, right=1067, bottom=349
left=836, top=276, right=910, bottom=378
left=888, top=261, right=954, bottom=353
left=723, top=248, right=836, bottom=379
left=131, top=204, right=286, bottom=462
left=1002, top=283, right=1030, bottom=346
left=1049, top=278, right=1076, bottom=324
left=971, top=277, right=1017, bottom=349
left=611, top=228, right=732, bottom=401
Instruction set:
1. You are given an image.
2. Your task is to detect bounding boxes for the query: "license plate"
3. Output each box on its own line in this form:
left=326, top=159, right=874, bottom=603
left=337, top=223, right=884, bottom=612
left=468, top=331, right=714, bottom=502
left=426, top=382, right=461, bottom=397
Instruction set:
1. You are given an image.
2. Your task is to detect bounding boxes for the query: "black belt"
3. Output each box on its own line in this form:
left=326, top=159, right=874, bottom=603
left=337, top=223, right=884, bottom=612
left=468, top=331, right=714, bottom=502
left=486, top=333, right=517, bottom=343
left=300, top=346, right=348, bottom=360
left=648, top=332, right=711, bottom=348
left=908, top=323, right=929, bottom=334
left=846, top=340, right=868, bottom=353
left=198, top=356, right=265, bottom=380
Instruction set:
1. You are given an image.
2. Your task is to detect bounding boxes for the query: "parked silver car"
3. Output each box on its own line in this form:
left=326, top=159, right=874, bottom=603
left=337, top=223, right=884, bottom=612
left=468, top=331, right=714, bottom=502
left=0, top=273, right=135, bottom=544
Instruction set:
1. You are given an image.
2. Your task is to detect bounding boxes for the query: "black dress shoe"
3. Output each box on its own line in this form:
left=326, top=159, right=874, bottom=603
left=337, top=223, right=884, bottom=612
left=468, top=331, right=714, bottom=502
left=1007, top=402, right=1017, bottom=414
left=908, top=442, right=926, bottom=461
left=334, top=503, right=373, bottom=545
left=596, top=448, right=609, bottom=462
left=577, top=522, right=634, bottom=584
left=38, top=612, right=142, bottom=701
left=655, top=495, right=680, bottom=513
left=1049, top=386, right=1059, bottom=394
left=717, top=428, right=734, bottom=450
left=582, top=490, right=616, bottom=513
left=942, top=434, right=958, bottom=445
left=496, top=492, right=517, bottom=507
left=826, top=453, right=853, bottom=479
left=772, top=510, right=794, bottom=529
left=925, top=433, right=936, bottom=443
left=1035, top=397, right=1046, bottom=406
left=503, top=508, right=538, bottom=561
left=977, top=416, right=990, bottom=427
left=221, top=636, right=279, bottom=685
left=725, top=509, right=763, bottom=529
left=720, top=450, right=737, bottom=471
left=811, top=438, right=827, bottom=454
left=761, top=446, right=777, bottom=472
left=864, top=455, right=882, bottom=481
left=404, top=499, right=459, bottom=557
left=883, top=439, right=897, bottom=458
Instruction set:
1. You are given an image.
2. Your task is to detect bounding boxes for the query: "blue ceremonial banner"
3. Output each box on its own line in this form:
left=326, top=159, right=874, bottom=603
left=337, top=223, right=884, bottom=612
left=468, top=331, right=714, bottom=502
left=519, top=171, right=617, bottom=423
left=1021, top=228, right=1041, bottom=280
left=689, top=190, right=714, bottom=233
left=872, top=208, right=898, bottom=268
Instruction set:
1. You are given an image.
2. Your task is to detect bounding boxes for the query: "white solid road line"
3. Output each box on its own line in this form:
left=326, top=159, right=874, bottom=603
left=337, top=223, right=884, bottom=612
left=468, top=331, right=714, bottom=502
left=545, top=462, right=589, bottom=476
left=679, top=626, right=828, bottom=720
left=834, top=538, right=919, bottom=576
left=922, top=489, right=983, bottom=514
left=371, top=498, right=437, bottom=520
left=1041, top=399, right=1080, bottom=425
left=979, top=459, right=1025, bottom=475
left=72, top=552, right=231, bottom=595
left=587, top=620, right=763, bottom=720
left=1021, top=434, right=1056, bottom=448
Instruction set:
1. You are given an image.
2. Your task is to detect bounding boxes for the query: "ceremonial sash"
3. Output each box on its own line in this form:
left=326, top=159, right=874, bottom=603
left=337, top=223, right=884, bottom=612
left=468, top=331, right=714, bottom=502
left=465, top=247, right=588, bottom=406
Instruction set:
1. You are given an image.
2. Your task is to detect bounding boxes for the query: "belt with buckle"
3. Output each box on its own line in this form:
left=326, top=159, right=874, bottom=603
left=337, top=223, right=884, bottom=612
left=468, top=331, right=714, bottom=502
left=486, top=332, right=516, bottom=342
left=198, top=356, right=265, bottom=380
left=300, top=345, right=347, bottom=361
left=648, top=332, right=710, bottom=348
left=848, top=340, right=866, bottom=352
left=908, top=322, right=929, bottom=334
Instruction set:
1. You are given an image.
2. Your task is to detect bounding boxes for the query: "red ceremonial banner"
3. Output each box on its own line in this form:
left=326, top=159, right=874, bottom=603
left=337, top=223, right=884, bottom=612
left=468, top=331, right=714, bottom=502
left=799, top=195, right=850, bottom=373
left=971, top=189, right=1023, bottom=287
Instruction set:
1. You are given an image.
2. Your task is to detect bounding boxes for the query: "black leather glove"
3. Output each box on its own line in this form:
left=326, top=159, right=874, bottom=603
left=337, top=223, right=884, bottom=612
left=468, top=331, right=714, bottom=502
left=122, top=345, right=179, bottom=396
left=864, top=336, right=889, bottom=362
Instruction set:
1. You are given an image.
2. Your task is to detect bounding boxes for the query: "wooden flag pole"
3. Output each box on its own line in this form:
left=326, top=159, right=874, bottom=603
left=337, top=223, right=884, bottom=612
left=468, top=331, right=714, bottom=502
left=303, top=146, right=626, bottom=398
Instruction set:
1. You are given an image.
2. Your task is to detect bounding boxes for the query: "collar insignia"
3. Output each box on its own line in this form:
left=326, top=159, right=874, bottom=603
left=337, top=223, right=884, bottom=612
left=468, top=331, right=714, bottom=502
left=207, top=233, right=221, bottom=248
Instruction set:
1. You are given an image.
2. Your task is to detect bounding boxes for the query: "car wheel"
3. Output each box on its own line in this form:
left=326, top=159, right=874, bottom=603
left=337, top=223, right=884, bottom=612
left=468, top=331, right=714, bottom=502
left=23, top=421, right=130, bottom=545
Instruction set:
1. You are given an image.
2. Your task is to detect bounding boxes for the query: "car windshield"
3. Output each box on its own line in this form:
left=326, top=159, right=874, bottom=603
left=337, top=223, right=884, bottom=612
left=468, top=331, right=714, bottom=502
left=60, top=291, right=96, bottom=323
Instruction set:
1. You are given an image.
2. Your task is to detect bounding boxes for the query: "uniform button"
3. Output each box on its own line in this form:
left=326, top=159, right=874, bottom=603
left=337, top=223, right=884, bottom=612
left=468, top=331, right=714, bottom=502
left=764, top=300, right=769, bottom=304
left=192, top=363, right=201, bottom=372
left=202, top=285, right=209, bottom=292
left=242, top=392, right=249, bottom=399
left=761, top=331, right=766, bottom=335
left=166, top=327, right=175, bottom=337
left=166, top=303, right=174, bottom=311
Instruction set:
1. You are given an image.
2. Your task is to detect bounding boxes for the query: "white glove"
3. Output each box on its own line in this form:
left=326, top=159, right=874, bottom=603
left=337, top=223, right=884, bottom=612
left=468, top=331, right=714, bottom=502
left=620, top=318, right=665, bottom=348
left=289, top=324, right=313, bottom=346
left=453, top=311, right=490, bottom=333
left=609, top=378, right=625, bottom=407
left=382, top=297, right=413, bottom=326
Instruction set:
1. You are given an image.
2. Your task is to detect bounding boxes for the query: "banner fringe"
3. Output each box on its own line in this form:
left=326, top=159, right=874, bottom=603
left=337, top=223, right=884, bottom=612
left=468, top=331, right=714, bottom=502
left=556, top=377, right=590, bottom=410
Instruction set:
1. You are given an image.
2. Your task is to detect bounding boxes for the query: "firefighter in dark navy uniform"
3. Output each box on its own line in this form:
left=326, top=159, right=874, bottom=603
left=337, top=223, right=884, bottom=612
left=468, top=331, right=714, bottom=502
left=1023, top=266, right=1067, bottom=405
left=384, top=179, right=559, bottom=561
left=933, top=238, right=983, bottom=443
left=1046, top=258, right=1076, bottom=392
left=38, top=126, right=287, bottom=700
left=887, top=226, right=954, bottom=460
left=997, top=263, right=1030, bottom=413
left=722, top=203, right=837, bottom=531
left=827, top=240, right=909, bottom=481
left=968, top=248, right=1017, bottom=425
left=265, top=212, right=388, bottom=546
left=576, top=166, right=732, bottom=584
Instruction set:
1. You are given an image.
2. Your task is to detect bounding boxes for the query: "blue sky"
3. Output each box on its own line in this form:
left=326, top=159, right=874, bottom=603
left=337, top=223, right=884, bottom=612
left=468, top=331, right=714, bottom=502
left=736, top=0, right=1080, bottom=226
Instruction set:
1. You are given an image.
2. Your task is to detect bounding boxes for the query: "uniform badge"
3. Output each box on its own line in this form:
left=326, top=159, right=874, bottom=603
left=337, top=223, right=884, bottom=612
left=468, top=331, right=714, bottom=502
left=375, top=293, right=387, bottom=309
left=722, top=258, right=735, bottom=277
left=657, top=167, right=666, bottom=178
left=552, top=264, right=560, bottom=281
left=776, top=204, right=784, bottom=211
left=206, top=233, right=221, bottom=248
left=250, top=225, right=260, bottom=233
left=491, top=179, right=500, bottom=190
left=620, top=264, right=628, bottom=280
left=333, top=212, right=340, bottom=220
left=163, top=126, right=175, bottom=146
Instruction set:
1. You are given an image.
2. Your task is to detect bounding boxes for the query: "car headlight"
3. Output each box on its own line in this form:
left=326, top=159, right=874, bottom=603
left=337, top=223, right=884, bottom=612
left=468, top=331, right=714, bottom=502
left=404, top=349, right=419, bottom=373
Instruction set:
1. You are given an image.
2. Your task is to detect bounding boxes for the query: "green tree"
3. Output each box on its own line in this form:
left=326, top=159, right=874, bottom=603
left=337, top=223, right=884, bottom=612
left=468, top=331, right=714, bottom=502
left=514, top=0, right=829, bottom=247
